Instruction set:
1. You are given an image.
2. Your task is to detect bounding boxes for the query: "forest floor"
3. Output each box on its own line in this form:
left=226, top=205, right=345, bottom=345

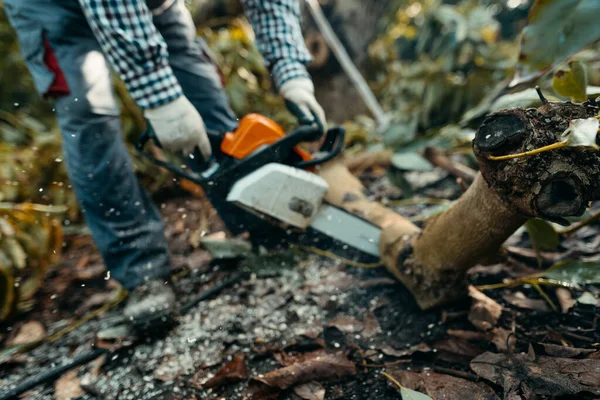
left=1, top=159, right=599, bottom=400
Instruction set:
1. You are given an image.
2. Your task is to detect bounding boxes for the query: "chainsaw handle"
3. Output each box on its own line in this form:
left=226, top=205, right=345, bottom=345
left=295, top=126, right=345, bottom=168
left=134, top=127, right=218, bottom=185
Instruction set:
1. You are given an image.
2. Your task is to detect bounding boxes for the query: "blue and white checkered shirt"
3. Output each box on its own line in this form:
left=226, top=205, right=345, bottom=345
left=78, top=0, right=312, bottom=110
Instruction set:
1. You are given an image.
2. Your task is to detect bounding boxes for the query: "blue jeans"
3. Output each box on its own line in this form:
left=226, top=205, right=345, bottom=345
left=3, top=0, right=238, bottom=290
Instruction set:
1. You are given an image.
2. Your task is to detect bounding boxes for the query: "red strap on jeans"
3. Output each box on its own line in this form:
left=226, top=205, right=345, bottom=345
left=42, top=34, right=70, bottom=97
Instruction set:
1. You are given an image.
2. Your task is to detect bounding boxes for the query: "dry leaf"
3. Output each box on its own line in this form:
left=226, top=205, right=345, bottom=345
left=7, top=320, right=46, bottom=345
left=253, top=351, right=356, bottom=390
left=203, top=354, right=249, bottom=389
left=434, top=337, right=486, bottom=364
left=73, top=263, right=106, bottom=281
left=293, top=382, right=326, bottom=400
left=75, top=291, right=116, bottom=314
left=326, top=316, right=364, bottom=334
left=555, top=288, right=576, bottom=314
left=468, top=285, right=502, bottom=331
left=471, top=352, right=600, bottom=397
left=447, top=330, right=491, bottom=342
left=540, top=343, right=597, bottom=359
left=491, top=328, right=515, bottom=353
left=380, top=343, right=432, bottom=358
left=391, top=370, right=499, bottom=400
left=55, top=370, right=84, bottom=400
left=326, top=313, right=380, bottom=339
left=244, top=382, right=281, bottom=400
left=503, top=291, right=551, bottom=312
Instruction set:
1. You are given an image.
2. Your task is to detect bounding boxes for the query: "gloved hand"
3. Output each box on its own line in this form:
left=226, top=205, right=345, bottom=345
left=144, top=95, right=212, bottom=159
left=280, top=77, right=327, bottom=135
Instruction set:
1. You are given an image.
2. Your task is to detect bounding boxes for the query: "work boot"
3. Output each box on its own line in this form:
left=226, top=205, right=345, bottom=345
left=123, top=279, right=177, bottom=332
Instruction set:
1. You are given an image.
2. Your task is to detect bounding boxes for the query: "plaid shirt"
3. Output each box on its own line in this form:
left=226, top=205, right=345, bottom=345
left=78, top=0, right=312, bottom=110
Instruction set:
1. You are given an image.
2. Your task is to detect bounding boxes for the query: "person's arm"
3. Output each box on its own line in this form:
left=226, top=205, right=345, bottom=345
left=77, top=0, right=183, bottom=110
left=241, top=0, right=326, bottom=133
left=240, top=0, right=312, bottom=90
left=77, top=0, right=211, bottom=157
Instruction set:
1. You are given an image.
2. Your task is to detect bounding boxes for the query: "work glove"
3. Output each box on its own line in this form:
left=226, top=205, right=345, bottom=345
left=144, top=95, right=212, bottom=159
left=280, top=77, right=327, bottom=136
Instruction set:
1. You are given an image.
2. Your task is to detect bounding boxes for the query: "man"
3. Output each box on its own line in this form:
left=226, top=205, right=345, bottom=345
left=3, top=0, right=326, bottom=330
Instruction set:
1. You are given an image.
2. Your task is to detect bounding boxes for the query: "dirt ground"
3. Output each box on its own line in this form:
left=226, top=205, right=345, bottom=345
left=1, top=167, right=599, bottom=400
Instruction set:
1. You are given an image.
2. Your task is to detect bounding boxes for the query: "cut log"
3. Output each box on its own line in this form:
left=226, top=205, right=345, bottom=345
left=318, top=99, right=600, bottom=309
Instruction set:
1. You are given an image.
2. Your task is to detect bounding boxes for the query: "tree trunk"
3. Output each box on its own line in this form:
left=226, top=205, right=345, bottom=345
left=300, top=0, right=401, bottom=123
left=318, top=98, right=600, bottom=309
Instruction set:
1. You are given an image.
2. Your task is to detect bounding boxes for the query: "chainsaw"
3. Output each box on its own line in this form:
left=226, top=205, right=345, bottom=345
left=135, top=114, right=381, bottom=263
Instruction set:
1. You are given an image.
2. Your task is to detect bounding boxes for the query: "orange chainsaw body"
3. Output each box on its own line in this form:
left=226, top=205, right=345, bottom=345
left=220, top=114, right=312, bottom=162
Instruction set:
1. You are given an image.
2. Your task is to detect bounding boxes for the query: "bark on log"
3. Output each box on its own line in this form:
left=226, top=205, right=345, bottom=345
left=474, top=100, right=600, bottom=225
left=318, top=99, right=600, bottom=310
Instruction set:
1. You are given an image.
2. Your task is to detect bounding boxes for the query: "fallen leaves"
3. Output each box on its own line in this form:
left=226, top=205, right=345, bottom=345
left=202, top=354, right=249, bottom=388
left=380, top=343, right=432, bottom=359
left=55, top=370, right=84, bottom=400
left=555, top=287, right=576, bottom=313
left=6, top=320, right=46, bottom=345
left=540, top=343, right=597, bottom=359
left=471, top=350, right=600, bottom=397
left=468, top=285, right=503, bottom=331
left=253, top=351, right=356, bottom=390
left=491, top=328, right=515, bottom=354
left=293, top=382, right=326, bottom=400
left=389, top=370, right=499, bottom=400
left=326, top=313, right=381, bottom=339
left=433, top=337, right=485, bottom=364
left=503, top=291, right=551, bottom=312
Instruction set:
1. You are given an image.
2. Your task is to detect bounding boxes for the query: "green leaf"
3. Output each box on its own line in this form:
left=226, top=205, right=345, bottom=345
left=391, top=152, right=434, bottom=172
left=386, top=169, right=414, bottom=198
left=401, top=387, right=433, bottom=400
left=490, top=88, right=560, bottom=113
left=383, top=116, right=419, bottom=148
left=511, top=0, right=600, bottom=87
left=526, top=219, right=560, bottom=252
left=552, top=61, right=588, bottom=102
left=525, top=219, right=560, bottom=266
left=543, top=261, right=600, bottom=287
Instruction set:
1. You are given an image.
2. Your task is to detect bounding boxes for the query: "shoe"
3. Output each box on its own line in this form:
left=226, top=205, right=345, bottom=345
left=123, top=279, right=177, bottom=332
